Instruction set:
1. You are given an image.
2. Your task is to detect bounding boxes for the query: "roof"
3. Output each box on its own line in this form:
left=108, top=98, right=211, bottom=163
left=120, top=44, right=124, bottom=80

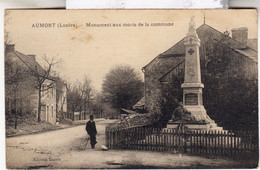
left=143, top=24, right=257, bottom=70
left=247, top=38, right=257, bottom=51
left=159, top=60, right=185, bottom=82
left=6, top=48, right=59, bottom=82
left=53, top=76, right=67, bottom=85
left=233, top=48, right=258, bottom=62
left=231, top=27, right=248, bottom=31
left=121, top=108, right=138, bottom=115
left=13, top=50, right=46, bottom=75
left=133, top=97, right=145, bottom=109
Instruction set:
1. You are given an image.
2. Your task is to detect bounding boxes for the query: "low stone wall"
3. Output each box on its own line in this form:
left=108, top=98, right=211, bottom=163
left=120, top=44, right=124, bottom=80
left=115, top=113, right=161, bottom=129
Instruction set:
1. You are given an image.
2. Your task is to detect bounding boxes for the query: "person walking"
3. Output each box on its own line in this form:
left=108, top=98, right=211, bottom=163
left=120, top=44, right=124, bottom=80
left=85, top=115, right=97, bottom=149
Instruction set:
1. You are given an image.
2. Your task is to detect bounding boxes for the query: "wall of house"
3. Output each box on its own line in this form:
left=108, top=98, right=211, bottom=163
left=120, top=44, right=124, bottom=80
left=5, top=76, right=36, bottom=115
left=56, top=83, right=67, bottom=117
left=5, top=46, right=38, bottom=116
left=41, top=79, right=57, bottom=124
left=144, top=55, right=184, bottom=113
left=228, top=50, right=258, bottom=80
left=30, top=89, right=40, bottom=117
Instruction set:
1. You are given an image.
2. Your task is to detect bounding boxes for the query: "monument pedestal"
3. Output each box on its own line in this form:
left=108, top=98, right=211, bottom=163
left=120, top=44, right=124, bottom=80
left=181, top=83, right=213, bottom=123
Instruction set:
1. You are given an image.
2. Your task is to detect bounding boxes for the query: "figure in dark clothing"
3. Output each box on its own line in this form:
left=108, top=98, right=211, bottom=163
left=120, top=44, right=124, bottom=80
left=85, top=115, right=97, bottom=149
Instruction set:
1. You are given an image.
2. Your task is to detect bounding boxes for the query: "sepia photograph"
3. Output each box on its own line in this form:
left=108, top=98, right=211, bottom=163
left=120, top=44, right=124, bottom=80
left=4, top=9, right=258, bottom=169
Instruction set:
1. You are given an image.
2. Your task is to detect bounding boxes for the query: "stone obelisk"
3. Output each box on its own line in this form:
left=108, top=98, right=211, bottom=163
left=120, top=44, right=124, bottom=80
left=181, top=16, right=213, bottom=124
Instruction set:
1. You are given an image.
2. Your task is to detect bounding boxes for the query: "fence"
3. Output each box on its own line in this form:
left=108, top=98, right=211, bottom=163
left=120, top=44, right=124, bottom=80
left=105, top=125, right=258, bottom=158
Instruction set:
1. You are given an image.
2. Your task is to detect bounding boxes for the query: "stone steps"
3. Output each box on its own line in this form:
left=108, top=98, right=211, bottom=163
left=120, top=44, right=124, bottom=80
left=209, top=122, right=223, bottom=131
left=209, top=126, right=223, bottom=131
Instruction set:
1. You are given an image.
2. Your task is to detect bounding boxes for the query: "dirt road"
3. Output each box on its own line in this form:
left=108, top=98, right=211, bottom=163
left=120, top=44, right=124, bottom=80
left=6, top=119, right=242, bottom=169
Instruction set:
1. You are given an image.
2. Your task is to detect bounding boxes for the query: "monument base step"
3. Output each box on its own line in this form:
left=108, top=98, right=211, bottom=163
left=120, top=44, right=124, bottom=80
left=209, top=122, right=223, bottom=131
left=167, top=122, right=210, bottom=130
left=210, top=122, right=217, bottom=128
left=209, top=126, right=223, bottom=131
left=167, top=121, right=223, bottom=131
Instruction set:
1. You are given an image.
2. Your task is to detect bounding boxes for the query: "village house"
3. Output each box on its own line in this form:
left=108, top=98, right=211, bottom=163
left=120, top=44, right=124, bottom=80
left=55, top=77, right=68, bottom=121
left=5, top=44, right=67, bottom=124
left=141, top=23, right=257, bottom=114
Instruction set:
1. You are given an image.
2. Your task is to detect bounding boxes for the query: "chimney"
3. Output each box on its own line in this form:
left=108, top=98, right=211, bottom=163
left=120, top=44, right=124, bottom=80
left=5, top=44, right=15, bottom=52
left=231, top=27, right=248, bottom=49
left=28, top=55, right=36, bottom=61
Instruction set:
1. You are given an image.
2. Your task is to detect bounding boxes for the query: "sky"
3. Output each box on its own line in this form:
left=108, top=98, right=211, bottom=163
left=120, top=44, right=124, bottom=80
left=5, top=9, right=257, bottom=92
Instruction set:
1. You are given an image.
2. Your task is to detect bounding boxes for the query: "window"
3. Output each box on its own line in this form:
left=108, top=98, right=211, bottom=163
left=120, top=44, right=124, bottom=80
left=52, top=106, right=54, bottom=118
left=47, top=106, right=49, bottom=121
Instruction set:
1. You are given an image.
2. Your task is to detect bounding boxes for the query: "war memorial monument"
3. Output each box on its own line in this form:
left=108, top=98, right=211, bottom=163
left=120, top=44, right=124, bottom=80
left=167, top=17, right=222, bottom=131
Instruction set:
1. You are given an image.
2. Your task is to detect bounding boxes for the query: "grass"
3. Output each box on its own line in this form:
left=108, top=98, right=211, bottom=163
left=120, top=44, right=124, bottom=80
left=5, top=113, right=105, bottom=137
left=5, top=114, right=62, bottom=137
left=5, top=113, right=79, bottom=137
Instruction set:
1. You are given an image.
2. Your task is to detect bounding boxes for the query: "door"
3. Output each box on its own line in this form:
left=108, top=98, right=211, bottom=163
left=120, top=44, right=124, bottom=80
left=41, top=105, right=46, bottom=121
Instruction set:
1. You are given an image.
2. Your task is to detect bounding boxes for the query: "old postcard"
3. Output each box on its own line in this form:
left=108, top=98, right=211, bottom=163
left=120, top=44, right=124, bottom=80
left=5, top=9, right=258, bottom=169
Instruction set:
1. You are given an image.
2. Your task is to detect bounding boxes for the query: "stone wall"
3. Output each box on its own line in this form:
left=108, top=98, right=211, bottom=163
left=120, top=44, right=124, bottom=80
left=117, top=113, right=161, bottom=128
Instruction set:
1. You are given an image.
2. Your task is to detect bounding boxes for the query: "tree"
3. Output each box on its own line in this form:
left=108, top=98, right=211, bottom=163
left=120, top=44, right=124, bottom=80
left=67, top=82, right=82, bottom=121
left=4, top=11, right=12, bottom=48
left=67, top=76, right=95, bottom=121
left=160, top=64, right=184, bottom=127
left=5, top=58, right=30, bottom=129
left=102, top=65, right=144, bottom=111
left=24, top=55, right=60, bottom=122
left=200, top=31, right=258, bottom=131
left=92, top=93, right=104, bottom=118
left=80, top=76, right=93, bottom=120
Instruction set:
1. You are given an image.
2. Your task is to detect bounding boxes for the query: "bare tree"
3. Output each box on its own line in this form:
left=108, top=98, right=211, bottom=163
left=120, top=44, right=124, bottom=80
left=67, top=81, right=83, bottom=121
left=4, top=11, right=12, bottom=48
left=80, top=75, right=93, bottom=120
left=67, top=76, right=95, bottom=121
left=22, top=55, right=61, bottom=122
left=92, top=93, right=104, bottom=118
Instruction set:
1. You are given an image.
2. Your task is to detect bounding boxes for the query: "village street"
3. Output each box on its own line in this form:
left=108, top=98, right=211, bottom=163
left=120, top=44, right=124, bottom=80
left=6, top=119, right=243, bottom=169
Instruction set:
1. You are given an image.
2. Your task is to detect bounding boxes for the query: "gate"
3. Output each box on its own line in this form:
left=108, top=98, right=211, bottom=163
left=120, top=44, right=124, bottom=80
left=174, top=124, right=190, bottom=153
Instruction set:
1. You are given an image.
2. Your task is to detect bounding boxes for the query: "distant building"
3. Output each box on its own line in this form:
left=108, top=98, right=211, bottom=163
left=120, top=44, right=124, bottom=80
left=5, top=44, right=66, bottom=124
left=39, top=79, right=56, bottom=124
left=140, top=24, right=257, bottom=113
left=55, top=77, right=68, bottom=121
left=73, top=112, right=80, bottom=121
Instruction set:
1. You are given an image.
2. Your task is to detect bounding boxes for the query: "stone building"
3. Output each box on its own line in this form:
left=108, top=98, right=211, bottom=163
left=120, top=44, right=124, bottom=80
left=5, top=44, right=62, bottom=124
left=142, top=24, right=257, bottom=114
left=55, top=77, right=68, bottom=120
left=39, top=79, right=56, bottom=124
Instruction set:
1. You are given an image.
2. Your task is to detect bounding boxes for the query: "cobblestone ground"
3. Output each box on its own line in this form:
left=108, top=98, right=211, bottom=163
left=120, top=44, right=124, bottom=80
left=6, top=119, right=250, bottom=169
